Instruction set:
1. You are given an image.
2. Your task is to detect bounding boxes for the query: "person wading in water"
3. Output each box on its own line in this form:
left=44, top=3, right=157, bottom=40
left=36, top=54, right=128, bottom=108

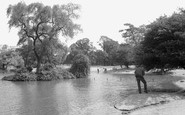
left=134, top=65, right=148, bottom=94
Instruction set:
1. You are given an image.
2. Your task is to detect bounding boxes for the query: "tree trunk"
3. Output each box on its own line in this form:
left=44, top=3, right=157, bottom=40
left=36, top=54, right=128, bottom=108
left=2, top=64, right=6, bottom=70
left=120, top=65, right=123, bottom=68
left=126, top=65, right=129, bottom=69
left=33, top=39, right=41, bottom=74
left=24, top=57, right=28, bottom=67
left=160, top=68, right=165, bottom=75
left=36, top=58, right=41, bottom=74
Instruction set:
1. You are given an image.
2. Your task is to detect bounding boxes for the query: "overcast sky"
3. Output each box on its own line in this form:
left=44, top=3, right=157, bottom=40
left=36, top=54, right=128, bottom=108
left=1, top=0, right=185, bottom=47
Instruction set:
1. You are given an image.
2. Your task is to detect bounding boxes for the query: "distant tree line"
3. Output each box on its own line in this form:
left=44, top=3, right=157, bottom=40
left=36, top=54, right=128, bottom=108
left=65, top=8, right=185, bottom=72
left=64, top=36, right=133, bottom=68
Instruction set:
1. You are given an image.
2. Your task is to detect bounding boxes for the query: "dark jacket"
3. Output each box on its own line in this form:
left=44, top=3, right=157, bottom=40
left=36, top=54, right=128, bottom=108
left=135, top=67, right=145, bottom=77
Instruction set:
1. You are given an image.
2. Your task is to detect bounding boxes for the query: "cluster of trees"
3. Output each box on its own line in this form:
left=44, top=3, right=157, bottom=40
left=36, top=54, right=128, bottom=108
left=137, top=9, right=185, bottom=72
left=2, top=1, right=185, bottom=76
left=119, top=9, right=185, bottom=72
left=64, top=36, right=133, bottom=68
left=0, top=45, right=24, bottom=70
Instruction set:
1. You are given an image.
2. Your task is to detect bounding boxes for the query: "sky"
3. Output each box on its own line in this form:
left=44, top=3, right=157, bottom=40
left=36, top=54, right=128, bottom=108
left=1, top=0, right=185, bottom=47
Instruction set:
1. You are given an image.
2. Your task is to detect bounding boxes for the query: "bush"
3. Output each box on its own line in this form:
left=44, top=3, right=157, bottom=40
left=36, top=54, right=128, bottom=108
left=16, top=67, right=28, bottom=73
left=2, top=72, right=37, bottom=81
left=2, top=66, right=75, bottom=81
left=26, top=66, right=33, bottom=72
left=37, top=66, right=76, bottom=80
left=2, top=67, right=37, bottom=81
left=41, top=63, right=54, bottom=71
left=69, top=54, right=90, bottom=78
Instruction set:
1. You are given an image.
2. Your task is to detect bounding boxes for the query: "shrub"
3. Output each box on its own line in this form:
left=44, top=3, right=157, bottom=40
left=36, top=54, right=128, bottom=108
left=2, top=72, right=37, bottom=81
left=41, top=63, right=55, bottom=71
left=69, top=54, right=90, bottom=78
left=37, top=67, right=75, bottom=80
left=26, top=66, right=33, bottom=72
left=2, top=66, right=75, bottom=81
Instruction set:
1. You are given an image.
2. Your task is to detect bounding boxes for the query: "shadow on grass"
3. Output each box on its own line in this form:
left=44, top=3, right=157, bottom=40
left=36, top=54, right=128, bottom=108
left=149, top=88, right=181, bottom=93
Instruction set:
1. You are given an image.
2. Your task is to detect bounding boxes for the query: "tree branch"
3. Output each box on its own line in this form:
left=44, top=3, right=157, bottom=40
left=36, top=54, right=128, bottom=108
left=18, top=19, right=35, bottom=40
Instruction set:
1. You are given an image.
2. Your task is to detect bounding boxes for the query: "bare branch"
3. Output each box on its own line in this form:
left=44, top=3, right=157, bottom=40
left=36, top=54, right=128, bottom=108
left=22, top=29, right=35, bottom=40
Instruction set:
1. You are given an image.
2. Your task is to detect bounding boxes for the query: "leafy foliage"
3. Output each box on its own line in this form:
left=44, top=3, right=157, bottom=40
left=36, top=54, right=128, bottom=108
left=92, top=50, right=108, bottom=65
left=98, top=36, right=119, bottom=65
left=70, top=38, right=95, bottom=55
left=0, top=45, right=24, bottom=70
left=115, top=44, right=133, bottom=68
left=119, top=24, right=147, bottom=46
left=16, top=39, right=35, bottom=67
left=140, top=10, right=185, bottom=71
left=69, top=54, right=90, bottom=78
left=2, top=66, right=75, bottom=81
left=7, top=2, right=81, bottom=73
left=65, top=38, right=95, bottom=64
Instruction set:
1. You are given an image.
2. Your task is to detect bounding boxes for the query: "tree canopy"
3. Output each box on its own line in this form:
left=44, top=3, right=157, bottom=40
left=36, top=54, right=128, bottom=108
left=119, top=23, right=147, bottom=46
left=115, top=44, right=133, bottom=68
left=0, top=45, right=24, bottom=70
left=98, top=36, right=119, bottom=65
left=7, top=2, right=81, bottom=73
left=140, top=10, right=185, bottom=71
left=65, top=38, right=95, bottom=64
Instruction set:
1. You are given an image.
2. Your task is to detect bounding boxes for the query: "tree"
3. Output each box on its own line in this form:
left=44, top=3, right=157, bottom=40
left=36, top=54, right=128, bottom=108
left=65, top=49, right=81, bottom=64
left=0, top=45, right=12, bottom=70
left=98, top=36, right=119, bottom=54
left=0, top=47, right=24, bottom=70
left=7, top=2, right=81, bottom=73
left=65, top=38, right=95, bottom=64
left=38, top=38, right=69, bottom=65
left=9, top=51, right=24, bottom=68
left=141, top=10, right=185, bottom=72
left=70, top=38, right=95, bottom=56
left=88, top=50, right=97, bottom=65
left=69, top=54, right=90, bottom=78
left=16, top=39, right=34, bottom=67
left=115, top=44, right=132, bottom=68
left=119, top=23, right=147, bottom=46
left=98, top=36, right=119, bottom=65
left=93, top=50, right=108, bottom=65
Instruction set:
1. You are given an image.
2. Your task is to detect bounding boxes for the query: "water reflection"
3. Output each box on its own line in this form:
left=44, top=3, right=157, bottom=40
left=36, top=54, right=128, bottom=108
left=13, top=81, right=60, bottom=115
left=0, top=81, right=22, bottom=115
left=0, top=70, right=136, bottom=115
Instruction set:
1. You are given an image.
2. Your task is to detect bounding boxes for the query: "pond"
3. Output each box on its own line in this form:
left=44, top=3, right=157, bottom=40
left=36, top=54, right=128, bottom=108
left=0, top=67, right=140, bottom=115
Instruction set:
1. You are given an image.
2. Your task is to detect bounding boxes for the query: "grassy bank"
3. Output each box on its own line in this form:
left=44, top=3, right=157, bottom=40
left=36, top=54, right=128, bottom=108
left=112, top=68, right=185, bottom=114
left=110, top=68, right=184, bottom=93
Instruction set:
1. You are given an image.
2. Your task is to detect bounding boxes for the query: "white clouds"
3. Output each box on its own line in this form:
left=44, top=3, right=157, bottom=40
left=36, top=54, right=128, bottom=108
left=1, top=0, right=185, bottom=46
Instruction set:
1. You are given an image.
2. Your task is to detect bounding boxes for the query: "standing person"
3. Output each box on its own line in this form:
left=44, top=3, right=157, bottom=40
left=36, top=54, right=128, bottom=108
left=97, top=68, right=100, bottom=73
left=134, top=65, right=148, bottom=94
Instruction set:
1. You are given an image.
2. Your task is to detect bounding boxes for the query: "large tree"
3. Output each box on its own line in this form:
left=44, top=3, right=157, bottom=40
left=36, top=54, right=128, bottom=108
left=115, top=44, right=133, bottom=68
left=65, top=38, right=95, bottom=64
left=98, top=36, right=119, bottom=54
left=142, top=10, right=185, bottom=71
left=70, top=38, right=95, bottom=56
left=119, top=23, right=147, bottom=46
left=7, top=2, right=81, bottom=73
left=98, top=36, right=119, bottom=65
left=93, top=50, right=108, bottom=65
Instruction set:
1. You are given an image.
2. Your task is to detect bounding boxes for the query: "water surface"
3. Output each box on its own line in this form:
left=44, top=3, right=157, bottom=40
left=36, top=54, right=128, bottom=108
left=0, top=67, right=138, bottom=115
